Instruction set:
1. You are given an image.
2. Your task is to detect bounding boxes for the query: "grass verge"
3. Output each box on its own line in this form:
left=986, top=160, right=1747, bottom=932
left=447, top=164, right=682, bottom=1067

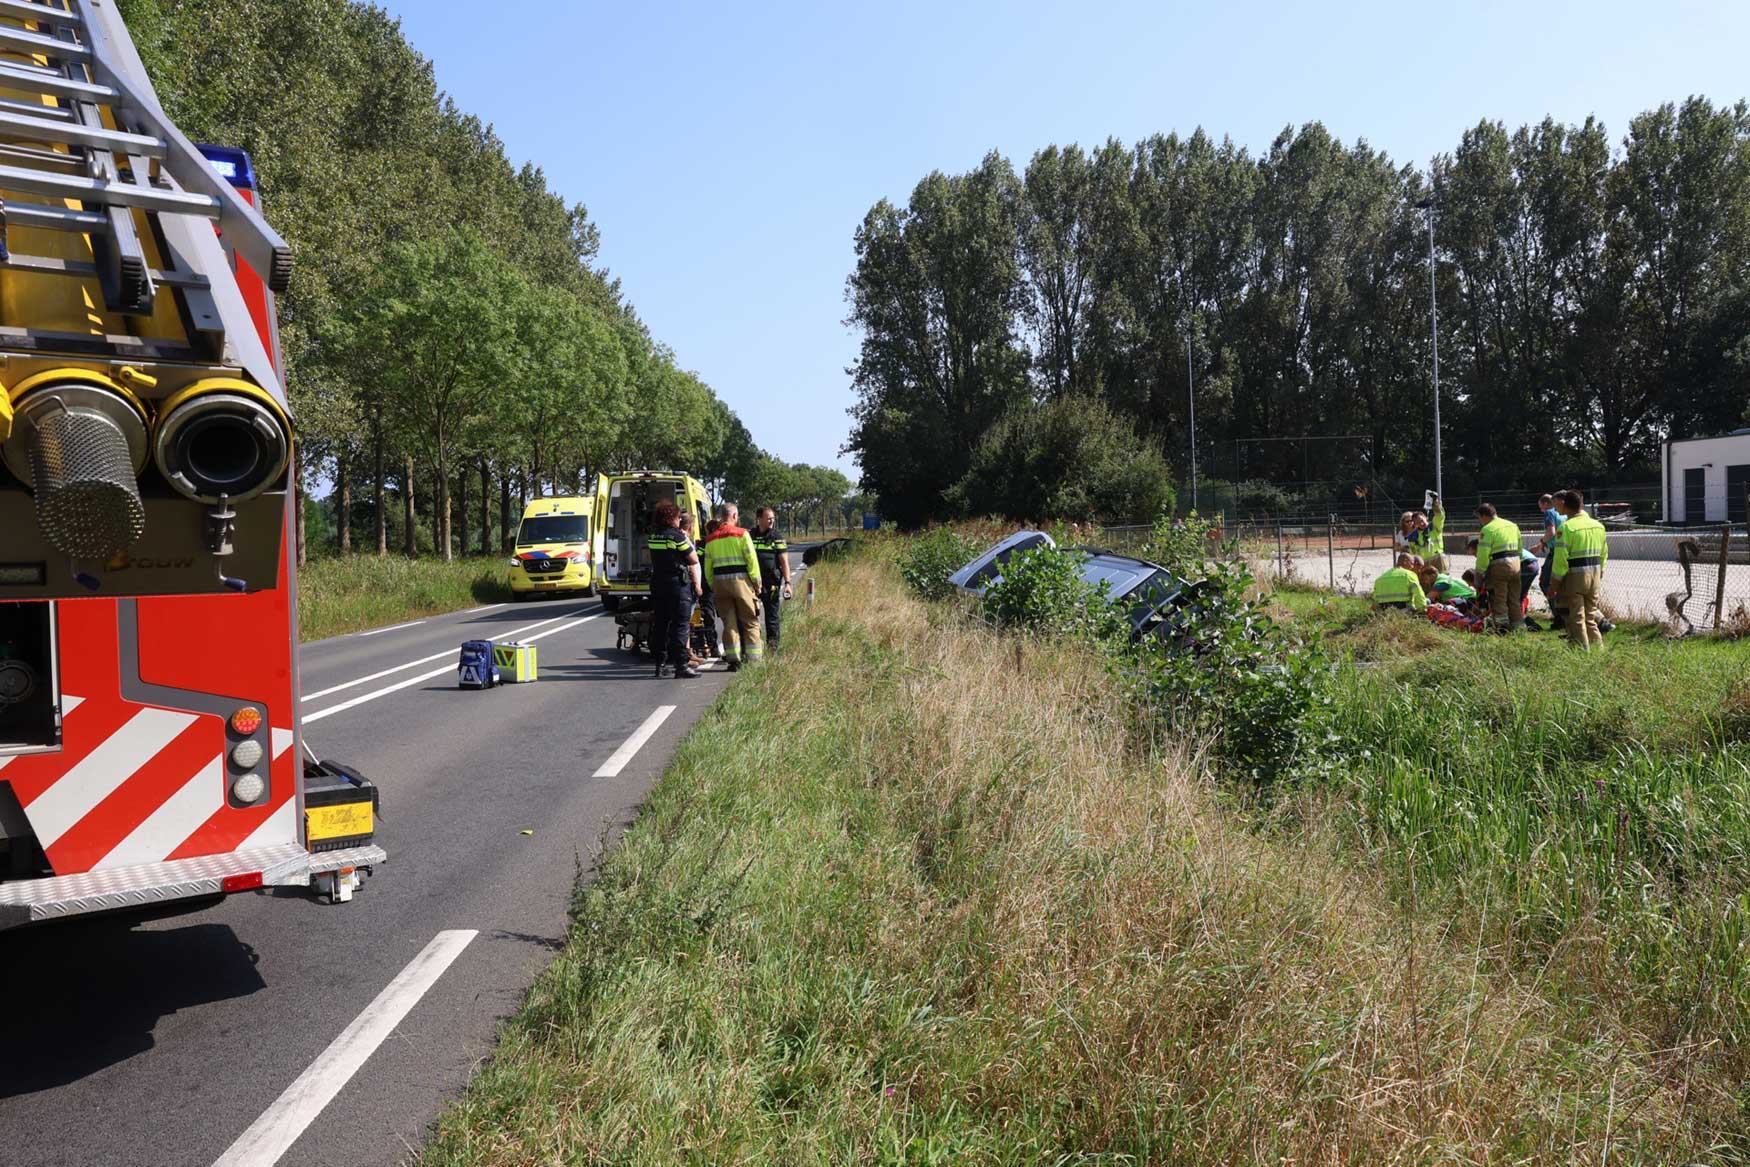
left=421, top=548, right=1726, bottom=1163
left=1268, top=588, right=1750, bottom=1125
left=297, top=554, right=513, bottom=641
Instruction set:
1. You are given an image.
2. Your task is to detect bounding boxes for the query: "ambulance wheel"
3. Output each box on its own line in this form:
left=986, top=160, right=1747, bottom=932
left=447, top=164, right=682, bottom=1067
left=600, top=594, right=621, bottom=613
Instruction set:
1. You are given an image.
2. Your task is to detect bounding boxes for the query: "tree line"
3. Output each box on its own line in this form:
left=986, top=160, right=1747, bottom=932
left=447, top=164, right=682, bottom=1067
left=847, top=100, right=1750, bottom=527
left=118, top=0, right=847, bottom=557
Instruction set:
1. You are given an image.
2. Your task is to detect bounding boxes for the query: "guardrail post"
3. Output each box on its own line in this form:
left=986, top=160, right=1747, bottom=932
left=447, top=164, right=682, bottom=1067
left=1276, top=520, right=1285, bottom=579
left=806, top=575, right=816, bottom=607
left=1716, top=520, right=1732, bottom=631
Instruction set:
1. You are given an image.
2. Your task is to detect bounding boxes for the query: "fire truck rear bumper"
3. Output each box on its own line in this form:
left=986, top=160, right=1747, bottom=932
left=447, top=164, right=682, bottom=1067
left=0, top=842, right=386, bottom=930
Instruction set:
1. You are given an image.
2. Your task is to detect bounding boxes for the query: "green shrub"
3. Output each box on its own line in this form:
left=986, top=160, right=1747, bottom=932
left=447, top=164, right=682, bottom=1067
left=898, top=527, right=987, bottom=602
left=1128, top=556, right=1334, bottom=785
left=980, top=545, right=1125, bottom=639
left=1139, top=510, right=1225, bottom=579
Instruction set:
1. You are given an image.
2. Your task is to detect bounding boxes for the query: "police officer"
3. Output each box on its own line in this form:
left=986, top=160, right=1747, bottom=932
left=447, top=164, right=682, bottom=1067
left=750, top=506, right=792, bottom=651
left=646, top=500, right=700, bottom=679
left=679, top=512, right=718, bottom=660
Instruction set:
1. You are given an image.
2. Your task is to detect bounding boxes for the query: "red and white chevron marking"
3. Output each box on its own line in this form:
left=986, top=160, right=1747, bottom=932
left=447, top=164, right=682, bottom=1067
left=0, top=594, right=299, bottom=876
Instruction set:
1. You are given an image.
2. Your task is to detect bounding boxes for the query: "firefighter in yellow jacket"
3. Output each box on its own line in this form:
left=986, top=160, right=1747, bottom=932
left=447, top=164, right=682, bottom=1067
left=1372, top=553, right=1429, bottom=611
left=1550, top=488, right=1609, bottom=649
left=1473, top=502, right=1525, bottom=632
left=702, top=502, right=763, bottom=670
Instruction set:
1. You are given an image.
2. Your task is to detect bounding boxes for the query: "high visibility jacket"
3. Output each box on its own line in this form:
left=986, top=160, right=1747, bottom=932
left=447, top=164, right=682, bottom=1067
left=645, top=525, right=695, bottom=589
left=1408, top=508, right=1445, bottom=559
left=1429, top=573, right=1475, bottom=602
left=1372, top=566, right=1428, bottom=610
left=1551, top=512, right=1608, bottom=581
left=750, top=526, right=788, bottom=585
left=1475, top=517, right=1523, bottom=569
left=703, top=525, right=761, bottom=589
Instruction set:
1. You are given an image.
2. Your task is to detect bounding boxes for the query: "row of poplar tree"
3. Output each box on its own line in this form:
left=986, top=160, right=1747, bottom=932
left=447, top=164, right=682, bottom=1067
left=117, top=0, right=848, bottom=559
left=847, top=100, right=1750, bottom=527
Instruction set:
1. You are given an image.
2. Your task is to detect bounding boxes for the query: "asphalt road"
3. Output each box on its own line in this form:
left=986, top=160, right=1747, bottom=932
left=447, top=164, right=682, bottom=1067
left=0, top=549, right=812, bottom=1167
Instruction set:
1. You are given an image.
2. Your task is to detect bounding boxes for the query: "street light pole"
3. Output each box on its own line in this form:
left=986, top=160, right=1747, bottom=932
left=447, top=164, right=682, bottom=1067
left=1187, top=330, right=1198, bottom=512
left=1417, top=197, right=1443, bottom=500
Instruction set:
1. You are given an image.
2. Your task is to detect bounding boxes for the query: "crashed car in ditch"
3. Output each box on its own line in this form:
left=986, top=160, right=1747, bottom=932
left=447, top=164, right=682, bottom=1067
left=948, top=530, right=1205, bottom=640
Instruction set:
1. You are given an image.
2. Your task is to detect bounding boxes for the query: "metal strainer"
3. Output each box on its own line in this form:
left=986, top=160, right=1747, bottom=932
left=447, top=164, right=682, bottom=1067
left=1, top=382, right=150, bottom=561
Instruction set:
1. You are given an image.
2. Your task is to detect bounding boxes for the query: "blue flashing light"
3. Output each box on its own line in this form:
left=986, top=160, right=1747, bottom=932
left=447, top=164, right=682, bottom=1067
left=196, top=144, right=257, bottom=191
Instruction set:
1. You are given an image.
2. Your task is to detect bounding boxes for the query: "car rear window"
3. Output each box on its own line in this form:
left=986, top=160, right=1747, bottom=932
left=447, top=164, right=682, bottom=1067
left=950, top=532, right=1054, bottom=592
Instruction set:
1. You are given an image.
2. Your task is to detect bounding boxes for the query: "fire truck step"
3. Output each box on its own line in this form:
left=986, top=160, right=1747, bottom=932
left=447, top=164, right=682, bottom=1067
left=0, top=843, right=388, bottom=929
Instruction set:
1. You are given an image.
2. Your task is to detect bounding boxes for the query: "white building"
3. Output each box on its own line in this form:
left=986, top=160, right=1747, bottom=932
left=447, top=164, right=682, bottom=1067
left=1663, top=432, right=1750, bottom=524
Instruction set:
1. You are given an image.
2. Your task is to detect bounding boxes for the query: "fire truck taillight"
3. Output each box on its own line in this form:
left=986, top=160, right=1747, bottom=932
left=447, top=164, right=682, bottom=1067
left=221, top=872, right=263, bottom=894
left=231, top=772, right=266, bottom=804
left=231, top=738, right=264, bottom=769
left=152, top=379, right=291, bottom=505
left=230, top=706, right=263, bottom=736
left=1, top=371, right=151, bottom=561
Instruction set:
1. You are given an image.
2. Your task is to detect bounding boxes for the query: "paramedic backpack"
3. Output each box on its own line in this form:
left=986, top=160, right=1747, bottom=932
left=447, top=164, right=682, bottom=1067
left=458, top=639, right=500, bottom=689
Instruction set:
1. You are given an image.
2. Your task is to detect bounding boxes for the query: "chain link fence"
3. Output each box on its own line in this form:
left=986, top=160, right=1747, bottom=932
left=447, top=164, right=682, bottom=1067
left=1099, top=515, right=1750, bottom=635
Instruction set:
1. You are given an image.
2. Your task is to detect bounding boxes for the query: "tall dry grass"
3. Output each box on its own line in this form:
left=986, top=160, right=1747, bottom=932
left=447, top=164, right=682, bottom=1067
left=422, top=550, right=1734, bottom=1164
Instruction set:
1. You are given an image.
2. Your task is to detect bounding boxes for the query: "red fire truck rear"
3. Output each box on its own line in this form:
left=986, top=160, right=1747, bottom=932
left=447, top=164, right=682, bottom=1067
left=0, top=0, right=383, bottom=928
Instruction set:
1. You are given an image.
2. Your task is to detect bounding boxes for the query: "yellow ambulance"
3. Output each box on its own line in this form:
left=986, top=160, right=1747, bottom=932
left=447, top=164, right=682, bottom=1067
left=508, top=496, right=601, bottom=599
left=594, top=471, right=712, bottom=611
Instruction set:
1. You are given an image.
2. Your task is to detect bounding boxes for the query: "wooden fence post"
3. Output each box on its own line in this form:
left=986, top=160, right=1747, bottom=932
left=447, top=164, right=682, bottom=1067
left=1327, top=516, right=1336, bottom=590
left=1715, top=520, right=1732, bottom=632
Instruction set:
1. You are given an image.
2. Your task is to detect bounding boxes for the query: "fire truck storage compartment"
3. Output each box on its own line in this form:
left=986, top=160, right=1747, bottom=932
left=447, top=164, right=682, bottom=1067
left=606, top=477, right=681, bottom=582
left=304, top=760, right=379, bottom=853
left=0, top=602, right=57, bottom=753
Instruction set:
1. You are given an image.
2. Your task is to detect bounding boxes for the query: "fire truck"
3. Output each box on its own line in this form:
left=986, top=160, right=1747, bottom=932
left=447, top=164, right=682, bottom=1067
left=0, top=0, right=382, bottom=928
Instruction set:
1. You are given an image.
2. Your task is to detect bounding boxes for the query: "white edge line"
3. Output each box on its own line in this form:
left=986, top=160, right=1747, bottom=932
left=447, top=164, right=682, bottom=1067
left=301, top=606, right=595, bottom=703
left=356, top=620, right=425, bottom=638
left=592, top=705, right=677, bottom=778
left=464, top=603, right=506, bottom=613
left=210, top=930, right=477, bottom=1167
left=301, top=616, right=597, bottom=723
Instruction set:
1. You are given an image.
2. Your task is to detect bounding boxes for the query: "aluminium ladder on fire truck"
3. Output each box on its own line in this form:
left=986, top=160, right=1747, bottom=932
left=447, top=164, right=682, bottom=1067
left=0, top=0, right=289, bottom=359
left=0, top=0, right=383, bottom=928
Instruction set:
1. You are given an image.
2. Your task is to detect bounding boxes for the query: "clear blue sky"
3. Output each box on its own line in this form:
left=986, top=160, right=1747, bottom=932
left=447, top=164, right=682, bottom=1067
left=377, top=0, right=1748, bottom=480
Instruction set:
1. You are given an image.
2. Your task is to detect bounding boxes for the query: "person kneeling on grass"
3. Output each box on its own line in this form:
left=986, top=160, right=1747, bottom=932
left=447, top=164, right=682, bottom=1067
left=1419, top=565, right=1480, bottom=615
left=1373, top=553, right=1428, bottom=612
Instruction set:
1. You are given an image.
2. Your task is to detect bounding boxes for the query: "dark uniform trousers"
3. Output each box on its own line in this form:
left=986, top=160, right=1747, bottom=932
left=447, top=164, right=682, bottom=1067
left=696, top=584, right=720, bottom=655
left=649, top=580, right=692, bottom=668
left=646, top=525, right=696, bottom=670
left=752, top=530, right=788, bottom=651
left=760, top=583, right=782, bottom=649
